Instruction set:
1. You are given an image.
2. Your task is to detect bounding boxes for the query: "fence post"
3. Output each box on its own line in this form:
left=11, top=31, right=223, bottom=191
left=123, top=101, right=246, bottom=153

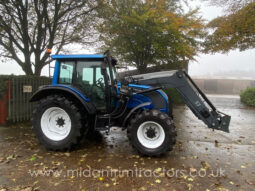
left=8, top=80, right=11, bottom=121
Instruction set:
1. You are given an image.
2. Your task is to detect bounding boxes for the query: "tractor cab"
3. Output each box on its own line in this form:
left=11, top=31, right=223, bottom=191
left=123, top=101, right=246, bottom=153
left=51, top=52, right=117, bottom=113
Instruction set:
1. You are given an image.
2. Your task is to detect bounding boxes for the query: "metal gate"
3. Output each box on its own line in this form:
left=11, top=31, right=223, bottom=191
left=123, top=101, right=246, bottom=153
left=8, top=76, right=51, bottom=123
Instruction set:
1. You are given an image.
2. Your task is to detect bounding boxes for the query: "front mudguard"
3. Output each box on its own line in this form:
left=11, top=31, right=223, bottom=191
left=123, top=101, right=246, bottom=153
left=122, top=102, right=152, bottom=128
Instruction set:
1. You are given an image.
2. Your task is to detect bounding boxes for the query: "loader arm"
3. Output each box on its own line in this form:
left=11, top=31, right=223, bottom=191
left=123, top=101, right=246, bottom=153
left=132, top=70, right=231, bottom=133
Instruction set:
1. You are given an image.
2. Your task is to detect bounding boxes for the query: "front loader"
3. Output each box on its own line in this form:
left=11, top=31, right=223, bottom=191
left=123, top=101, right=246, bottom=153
left=30, top=51, right=231, bottom=156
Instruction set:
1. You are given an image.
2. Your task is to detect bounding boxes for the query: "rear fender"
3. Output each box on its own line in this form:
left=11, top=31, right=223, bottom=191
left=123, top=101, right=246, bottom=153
left=30, top=85, right=96, bottom=115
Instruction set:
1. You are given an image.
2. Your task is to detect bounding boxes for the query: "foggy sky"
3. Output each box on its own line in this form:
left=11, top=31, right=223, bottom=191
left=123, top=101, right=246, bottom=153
left=0, top=0, right=254, bottom=78
left=188, top=0, right=255, bottom=78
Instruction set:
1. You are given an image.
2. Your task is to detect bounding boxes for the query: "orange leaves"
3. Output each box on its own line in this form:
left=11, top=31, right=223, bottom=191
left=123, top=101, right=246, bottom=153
left=204, top=2, right=255, bottom=53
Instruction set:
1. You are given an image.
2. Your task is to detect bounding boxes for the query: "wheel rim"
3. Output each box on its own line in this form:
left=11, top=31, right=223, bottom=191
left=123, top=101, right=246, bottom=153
left=137, top=121, right=165, bottom=149
left=40, top=107, right=71, bottom=141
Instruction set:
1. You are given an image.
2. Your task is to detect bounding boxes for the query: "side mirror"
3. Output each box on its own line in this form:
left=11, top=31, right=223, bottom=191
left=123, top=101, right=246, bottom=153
left=62, top=65, right=67, bottom=69
left=101, top=62, right=107, bottom=75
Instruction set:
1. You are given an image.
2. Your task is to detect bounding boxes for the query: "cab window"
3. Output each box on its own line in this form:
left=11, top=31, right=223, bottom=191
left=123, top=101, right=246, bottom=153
left=59, top=61, right=74, bottom=84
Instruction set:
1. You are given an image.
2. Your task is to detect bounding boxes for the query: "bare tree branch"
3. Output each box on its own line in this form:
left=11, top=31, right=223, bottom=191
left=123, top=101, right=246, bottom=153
left=0, top=0, right=98, bottom=75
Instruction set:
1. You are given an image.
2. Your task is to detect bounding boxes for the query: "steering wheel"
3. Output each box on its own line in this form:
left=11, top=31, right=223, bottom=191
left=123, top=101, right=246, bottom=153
left=88, top=77, right=104, bottom=100
left=95, top=77, right=104, bottom=88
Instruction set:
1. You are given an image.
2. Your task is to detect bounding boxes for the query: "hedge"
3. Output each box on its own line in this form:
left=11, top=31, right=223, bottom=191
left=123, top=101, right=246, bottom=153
left=163, top=88, right=184, bottom=104
left=240, top=87, right=255, bottom=107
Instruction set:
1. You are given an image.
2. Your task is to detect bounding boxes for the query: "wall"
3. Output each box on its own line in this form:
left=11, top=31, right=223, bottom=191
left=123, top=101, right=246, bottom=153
left=193, top=79, right=255, bottom=95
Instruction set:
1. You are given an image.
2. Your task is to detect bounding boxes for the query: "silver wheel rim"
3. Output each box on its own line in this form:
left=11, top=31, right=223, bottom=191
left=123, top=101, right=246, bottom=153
left=40, top=107, right=71, bottom=141
left=137, top=121, right=165, bottom=149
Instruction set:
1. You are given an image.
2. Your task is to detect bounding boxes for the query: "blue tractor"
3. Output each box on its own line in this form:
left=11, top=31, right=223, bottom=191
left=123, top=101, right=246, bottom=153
left=30, top=51, right=231, bottom=156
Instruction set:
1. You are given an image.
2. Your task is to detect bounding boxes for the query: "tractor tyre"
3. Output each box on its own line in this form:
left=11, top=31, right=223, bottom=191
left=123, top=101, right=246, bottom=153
left=32, top=95, right=84, bottom=151
left=127, top=109, right=177, bottom=156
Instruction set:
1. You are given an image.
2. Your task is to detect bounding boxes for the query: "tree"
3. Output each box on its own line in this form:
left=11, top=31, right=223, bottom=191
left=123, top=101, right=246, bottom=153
left=0, top=0, right=97, bottom=76
left=96, top=0, right=205, bottom=73
left=203, top=0, right=253, bottom=11
left=203, top=1, right=255, bottom=53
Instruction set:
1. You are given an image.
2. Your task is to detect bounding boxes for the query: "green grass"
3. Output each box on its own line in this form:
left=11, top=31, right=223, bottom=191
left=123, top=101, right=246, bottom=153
left=240, top=87, right=255, bottom=107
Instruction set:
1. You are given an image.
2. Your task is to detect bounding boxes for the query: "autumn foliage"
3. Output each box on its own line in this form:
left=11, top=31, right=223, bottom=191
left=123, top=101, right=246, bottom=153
left=97, top=0, right=205, bottom=73
left=204, top=2, right=255, bottom=53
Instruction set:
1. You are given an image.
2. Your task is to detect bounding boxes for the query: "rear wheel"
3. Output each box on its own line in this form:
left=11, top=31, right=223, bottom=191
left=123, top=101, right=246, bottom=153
left=32, top=95, right=85, bottom=151
left=127, top=110, right=176, bottom=156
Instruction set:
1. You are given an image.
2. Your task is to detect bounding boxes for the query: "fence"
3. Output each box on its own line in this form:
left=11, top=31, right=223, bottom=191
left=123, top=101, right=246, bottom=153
left=0, top=76, right=51, bottom=124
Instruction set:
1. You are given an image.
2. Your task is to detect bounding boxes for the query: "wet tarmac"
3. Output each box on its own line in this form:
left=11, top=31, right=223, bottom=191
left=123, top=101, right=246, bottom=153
left=0, top=95, right=254, bottom=191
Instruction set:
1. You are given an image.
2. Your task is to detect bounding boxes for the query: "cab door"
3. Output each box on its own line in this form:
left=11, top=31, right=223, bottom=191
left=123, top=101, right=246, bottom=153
left=75, top=60, right=107, bottom=112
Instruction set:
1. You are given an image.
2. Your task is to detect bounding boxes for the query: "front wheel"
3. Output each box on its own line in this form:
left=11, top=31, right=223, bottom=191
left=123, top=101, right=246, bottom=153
left=32, top=95, right=84, bottom=151
left=127, top=110, right=176, bottom=156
